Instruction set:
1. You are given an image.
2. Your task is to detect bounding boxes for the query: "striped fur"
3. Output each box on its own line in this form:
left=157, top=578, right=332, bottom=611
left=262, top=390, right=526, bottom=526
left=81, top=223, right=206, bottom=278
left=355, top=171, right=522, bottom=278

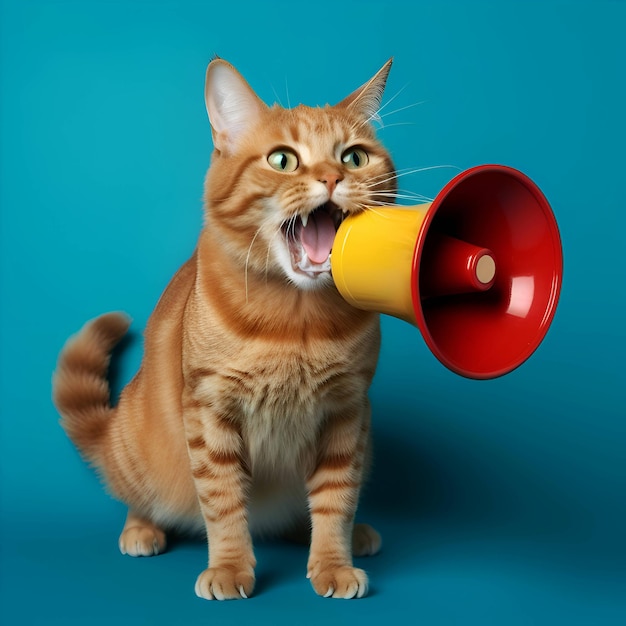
left=53, top=58, right=396, bottom=600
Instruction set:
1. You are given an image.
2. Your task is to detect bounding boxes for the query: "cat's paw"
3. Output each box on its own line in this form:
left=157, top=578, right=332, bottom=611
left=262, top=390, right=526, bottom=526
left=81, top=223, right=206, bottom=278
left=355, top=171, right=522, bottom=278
left=195, top=567, right=255, bottom=601
left=118, top=525, right=166, bottom=557
left=352, top=523, right=382, bottom=557
left=307, top=564, right=369, bottom=599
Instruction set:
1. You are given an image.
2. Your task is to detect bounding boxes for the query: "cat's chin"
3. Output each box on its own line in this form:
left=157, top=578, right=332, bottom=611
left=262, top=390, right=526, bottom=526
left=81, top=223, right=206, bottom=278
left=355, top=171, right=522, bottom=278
left=288, top=271, right=335, bottom=291
left=286, top=255, right=335, bottom=291
left=272, top=239, right=334, bottom=291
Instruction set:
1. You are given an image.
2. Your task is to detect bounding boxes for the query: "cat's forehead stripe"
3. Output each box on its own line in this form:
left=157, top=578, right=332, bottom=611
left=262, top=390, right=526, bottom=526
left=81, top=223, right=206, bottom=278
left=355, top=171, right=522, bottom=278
left=288, top=123, right=300, bottom=144
left=268, top=110, right=363, bottom=164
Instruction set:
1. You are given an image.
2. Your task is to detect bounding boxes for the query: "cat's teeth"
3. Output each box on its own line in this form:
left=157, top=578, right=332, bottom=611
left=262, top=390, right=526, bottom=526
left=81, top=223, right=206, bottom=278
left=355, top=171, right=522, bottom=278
left=301, top=214, right=309, bottom=228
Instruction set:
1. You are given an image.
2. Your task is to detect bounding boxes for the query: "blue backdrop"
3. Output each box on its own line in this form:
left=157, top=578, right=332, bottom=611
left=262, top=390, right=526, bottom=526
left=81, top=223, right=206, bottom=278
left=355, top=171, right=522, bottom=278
left=1, top=1, right=624, bottom=624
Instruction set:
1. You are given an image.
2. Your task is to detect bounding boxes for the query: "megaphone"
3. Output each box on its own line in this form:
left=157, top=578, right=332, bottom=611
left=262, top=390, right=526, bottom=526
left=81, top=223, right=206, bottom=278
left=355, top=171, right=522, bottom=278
left=331, top=164, right=563, bottom=379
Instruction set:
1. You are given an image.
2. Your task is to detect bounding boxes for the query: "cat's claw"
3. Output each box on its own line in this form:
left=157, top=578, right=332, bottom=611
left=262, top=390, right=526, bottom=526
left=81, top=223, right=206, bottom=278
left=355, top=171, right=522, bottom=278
left=308, top=565, right=369, bottom=599
left=118, top=525, right=166, bottom=557
left=195, top=567, right=255, bottom=601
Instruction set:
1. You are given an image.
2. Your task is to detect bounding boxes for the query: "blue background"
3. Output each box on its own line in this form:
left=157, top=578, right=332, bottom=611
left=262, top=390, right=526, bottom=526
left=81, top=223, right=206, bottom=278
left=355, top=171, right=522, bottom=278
left=1, top=1, right=625, bottom=624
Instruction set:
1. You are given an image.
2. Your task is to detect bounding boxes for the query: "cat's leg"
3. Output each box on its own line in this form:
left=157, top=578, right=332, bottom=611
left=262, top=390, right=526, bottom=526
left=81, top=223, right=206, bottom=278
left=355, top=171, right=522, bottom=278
left=306, top=401, right=372, bottom=599
left=352, top=523, right=382, bottom=557
left=285, top=520, right=382, bottom=558
left=118, top=510, right=167, bottom=557
left=183, top=402, right=255, bottom=601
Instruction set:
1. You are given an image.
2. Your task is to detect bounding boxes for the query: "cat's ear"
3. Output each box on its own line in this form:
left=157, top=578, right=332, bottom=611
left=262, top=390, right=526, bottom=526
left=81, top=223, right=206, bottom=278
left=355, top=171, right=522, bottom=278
left=337, top=58, right=393, bottom=122
left=205, top=58, right=267, bottom=154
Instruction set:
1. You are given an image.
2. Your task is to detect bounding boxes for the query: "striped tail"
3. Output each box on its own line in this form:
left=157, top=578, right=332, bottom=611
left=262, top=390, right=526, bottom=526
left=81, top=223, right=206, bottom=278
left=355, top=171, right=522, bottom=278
left=53, top=312, right=131, bottom=465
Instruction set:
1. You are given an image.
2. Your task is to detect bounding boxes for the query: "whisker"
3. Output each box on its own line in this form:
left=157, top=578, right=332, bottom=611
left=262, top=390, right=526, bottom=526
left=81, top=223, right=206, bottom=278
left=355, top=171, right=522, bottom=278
left=368, top=197, right=433, bottom=206
left=368, top=192, right=433, bottom=203
left=364, top=165, right=461, bottom=189
left=245, top=225, right=266, bottom=304
left=363, top=173, right=405, bottom=188
left=364, top=206, right=393, bottom=218
left=376, top=84, right=409, bottom=114
left=375, top=121, right=419, bottom=130
left=285, top=77, right=291, bottom=109
left=271, top=84, right=284, bottom=108
left=366, top=184, right=431, bottom=196
left=381, top=187, right=433, bottom=198
left=347, top=69, right=393, bottom=122
left=365, top=166, right=429, bottom=182
left=265, top=227, right=282, bottom=283
left=362, top=176, right=398, bottom=190
left=378, top=101, right=426, bottom=119
left=357, top=83, right=410, bottom=129
left=351, top=201, right=395, bottom=218
left=284, top=215, right=298, bottom=241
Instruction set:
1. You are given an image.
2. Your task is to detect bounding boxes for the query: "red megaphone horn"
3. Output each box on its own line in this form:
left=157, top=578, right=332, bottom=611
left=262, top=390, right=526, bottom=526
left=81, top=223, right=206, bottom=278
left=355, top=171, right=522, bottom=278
left=331, top=164, right=563, bottom=379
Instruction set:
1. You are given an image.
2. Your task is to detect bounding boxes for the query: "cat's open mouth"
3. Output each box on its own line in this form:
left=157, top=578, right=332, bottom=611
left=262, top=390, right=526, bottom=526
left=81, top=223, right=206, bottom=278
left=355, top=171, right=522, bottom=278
left=283, top=202, right=345, bottom=278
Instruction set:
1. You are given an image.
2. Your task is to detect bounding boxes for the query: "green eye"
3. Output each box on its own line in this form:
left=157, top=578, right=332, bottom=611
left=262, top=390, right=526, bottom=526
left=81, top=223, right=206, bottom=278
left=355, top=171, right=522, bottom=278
left=341, top=147, right=369, bottom=169
left=268, top=149, right=299, bottom=172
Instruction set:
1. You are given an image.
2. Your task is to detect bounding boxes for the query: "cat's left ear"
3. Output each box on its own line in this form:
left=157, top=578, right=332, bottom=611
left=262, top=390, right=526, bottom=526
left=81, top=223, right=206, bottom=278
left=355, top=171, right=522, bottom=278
left=205, top=57, right=267, bottom=154
left=336, top=58, right=393, bottom=122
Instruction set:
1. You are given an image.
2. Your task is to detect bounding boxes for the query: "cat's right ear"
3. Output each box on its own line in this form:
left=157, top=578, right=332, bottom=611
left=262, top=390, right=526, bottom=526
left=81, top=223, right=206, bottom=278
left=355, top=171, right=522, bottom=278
left=205, top=58, right=267, bottom=155
left=337, top=58, right=393, bottom=123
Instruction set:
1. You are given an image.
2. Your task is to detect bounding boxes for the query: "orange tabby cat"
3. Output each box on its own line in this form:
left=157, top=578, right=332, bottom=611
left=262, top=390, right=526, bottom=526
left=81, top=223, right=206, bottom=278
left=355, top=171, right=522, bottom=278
left=53, top=57, right=396, bottom=600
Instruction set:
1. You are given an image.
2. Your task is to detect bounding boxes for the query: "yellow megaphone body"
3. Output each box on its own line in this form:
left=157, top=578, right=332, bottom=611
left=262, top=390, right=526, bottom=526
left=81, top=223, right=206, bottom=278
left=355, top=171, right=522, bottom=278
left=331, top=164, right=563, bottom=379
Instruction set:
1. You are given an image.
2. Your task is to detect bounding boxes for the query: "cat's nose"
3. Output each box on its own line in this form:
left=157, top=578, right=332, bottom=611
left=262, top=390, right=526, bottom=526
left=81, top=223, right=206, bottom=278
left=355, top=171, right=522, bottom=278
left=318, top=173, right=343, bottom=196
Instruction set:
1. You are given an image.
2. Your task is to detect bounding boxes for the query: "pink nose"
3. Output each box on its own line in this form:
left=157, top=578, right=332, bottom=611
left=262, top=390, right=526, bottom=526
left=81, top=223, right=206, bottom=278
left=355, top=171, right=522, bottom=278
left=318, top=173, right=343, bottom=195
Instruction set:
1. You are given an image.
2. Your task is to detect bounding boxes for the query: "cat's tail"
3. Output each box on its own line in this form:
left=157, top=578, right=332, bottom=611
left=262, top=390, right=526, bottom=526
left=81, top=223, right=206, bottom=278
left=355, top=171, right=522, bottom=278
left=53, top=312, right=131, bottom=465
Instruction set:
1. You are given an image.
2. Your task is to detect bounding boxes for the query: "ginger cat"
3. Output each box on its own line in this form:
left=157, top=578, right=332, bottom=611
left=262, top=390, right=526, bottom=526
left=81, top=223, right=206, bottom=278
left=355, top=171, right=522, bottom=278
left=53, top=57, right=396, bottom=600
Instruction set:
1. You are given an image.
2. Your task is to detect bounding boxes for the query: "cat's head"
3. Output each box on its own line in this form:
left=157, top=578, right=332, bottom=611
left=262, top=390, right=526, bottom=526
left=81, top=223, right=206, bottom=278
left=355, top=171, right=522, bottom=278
left=204, top=57, right=396, bottom=291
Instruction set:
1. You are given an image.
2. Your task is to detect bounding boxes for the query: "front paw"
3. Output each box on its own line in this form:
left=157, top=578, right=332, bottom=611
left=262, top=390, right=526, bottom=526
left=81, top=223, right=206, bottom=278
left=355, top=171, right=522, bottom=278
left=194, top=566, right=255, bottom=601
left=307, top=564, right=369, bottom=599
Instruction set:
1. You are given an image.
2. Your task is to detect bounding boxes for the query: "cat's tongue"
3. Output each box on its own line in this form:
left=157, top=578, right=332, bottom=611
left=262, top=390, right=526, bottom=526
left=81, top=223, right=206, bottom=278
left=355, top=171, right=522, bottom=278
left=300, top=211, right=336, bottom=264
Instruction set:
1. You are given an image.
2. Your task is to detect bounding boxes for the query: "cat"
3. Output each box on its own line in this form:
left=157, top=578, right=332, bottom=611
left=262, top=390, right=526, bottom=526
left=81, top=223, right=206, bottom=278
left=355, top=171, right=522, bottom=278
left=53, top=56, right=397, bottom=600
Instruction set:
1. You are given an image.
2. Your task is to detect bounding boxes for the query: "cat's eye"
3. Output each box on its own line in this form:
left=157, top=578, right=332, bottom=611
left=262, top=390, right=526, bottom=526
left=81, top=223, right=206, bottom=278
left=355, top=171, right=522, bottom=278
left=267, top=149, right=299, bottom=172
left=341, top=147, right=369, bottom=169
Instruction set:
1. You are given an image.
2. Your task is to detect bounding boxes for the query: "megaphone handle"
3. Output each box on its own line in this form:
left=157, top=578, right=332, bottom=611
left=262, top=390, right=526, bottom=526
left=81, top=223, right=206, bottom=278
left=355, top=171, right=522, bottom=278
left=420, top=233, right=496, bottom=299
